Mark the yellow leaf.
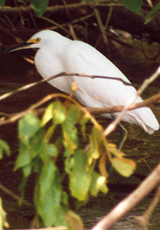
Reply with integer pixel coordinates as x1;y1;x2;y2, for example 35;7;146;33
66;210;84;230
111;157;136;177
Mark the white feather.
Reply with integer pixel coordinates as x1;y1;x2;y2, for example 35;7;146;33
29;30;159;134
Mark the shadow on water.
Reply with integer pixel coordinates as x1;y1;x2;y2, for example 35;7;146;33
0;51;160;229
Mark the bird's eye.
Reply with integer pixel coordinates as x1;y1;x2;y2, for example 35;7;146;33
36;37;41;43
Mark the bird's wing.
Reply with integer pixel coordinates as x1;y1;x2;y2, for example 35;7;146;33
63;40;129;82
63;40;137;107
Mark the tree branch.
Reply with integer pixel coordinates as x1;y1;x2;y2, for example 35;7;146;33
0;72;132;102
134;184;160;229
91;163;160;230
0;2;122;14
0;183;33;207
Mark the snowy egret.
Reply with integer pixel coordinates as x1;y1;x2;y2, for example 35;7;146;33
0;30;159;147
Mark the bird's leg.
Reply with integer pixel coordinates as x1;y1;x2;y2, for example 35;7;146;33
107;115;128;176
111;114;128;149
117;122;128;150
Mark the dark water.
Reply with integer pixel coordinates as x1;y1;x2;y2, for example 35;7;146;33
0;53;160;229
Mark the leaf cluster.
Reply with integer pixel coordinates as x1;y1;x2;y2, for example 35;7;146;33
14;100;109;228
0;98;136;228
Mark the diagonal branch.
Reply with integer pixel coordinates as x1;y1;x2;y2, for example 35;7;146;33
87;91;160;114
0;72;132;102
91;163;160;230
0;90;159;127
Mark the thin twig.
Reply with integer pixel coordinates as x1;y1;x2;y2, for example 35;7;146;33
41;16;69;33
0;93;81;126
91;163;160;230
14;227;67;230
146;0;153;8
87;91;160;114
14;0;24;28
0;89;159;129
104;6;113;30
0;2;123;14
40;13;94;32
0;72;132;102
94;8;108;45
0;183;33;207
69;24;78;40
29;92;160;116
135;185;160;229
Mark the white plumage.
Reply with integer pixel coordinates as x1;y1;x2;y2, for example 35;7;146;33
1;30;159;134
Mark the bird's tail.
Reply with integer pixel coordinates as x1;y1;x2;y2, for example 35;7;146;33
124;107;159;134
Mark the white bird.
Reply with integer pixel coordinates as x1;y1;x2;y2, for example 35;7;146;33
0;30;159;146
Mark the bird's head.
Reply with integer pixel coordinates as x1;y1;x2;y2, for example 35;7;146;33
0;30;55;54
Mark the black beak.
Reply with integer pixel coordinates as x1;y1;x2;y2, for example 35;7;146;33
0;41;34;54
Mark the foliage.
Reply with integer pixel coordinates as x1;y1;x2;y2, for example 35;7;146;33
14;100;110;228
120;0;143;15
0;97;137;228
120;0;160;23
31;0;49;17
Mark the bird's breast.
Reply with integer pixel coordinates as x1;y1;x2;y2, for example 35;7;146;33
34;49;74;94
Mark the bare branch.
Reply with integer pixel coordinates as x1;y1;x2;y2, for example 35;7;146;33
91;163;160;230
0;183;33;207
0;72;132;102
13;227;67;230
87;91;160;114
94;8;108;45
0;2;123;14
134;185;160;229
0;93;81;126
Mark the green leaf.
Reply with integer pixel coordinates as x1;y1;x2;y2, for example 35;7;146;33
120;0;143;14
31;0;49;17
68;150;92;201
41;103;54;126
88;126;104;164
66;210;84;230
35;161;70;227
41;101;66;127
19;113;40;144
22;163;32;178
66;104;80;125
0;0;6;8
63;126;78;156
111;157;136;177
79;113;90;138
39;160;57;199
0;139;10;159
145;2;160;24
15;128;44;171
62;105;79;156
44;142;58;157
39;141;58;163
89;171;108;196
14;145;32;170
